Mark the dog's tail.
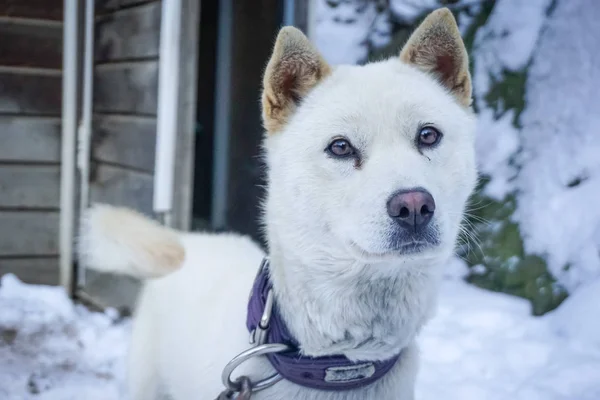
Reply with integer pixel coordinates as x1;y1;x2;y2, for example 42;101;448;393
77;204;185;279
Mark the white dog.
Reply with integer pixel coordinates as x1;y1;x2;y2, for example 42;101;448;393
79;8;477;400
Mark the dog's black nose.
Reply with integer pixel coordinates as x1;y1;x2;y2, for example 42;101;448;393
387;189;435;231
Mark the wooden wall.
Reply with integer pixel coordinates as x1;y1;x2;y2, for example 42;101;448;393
79;0;162;308
91;0;161;216
0;0;64;285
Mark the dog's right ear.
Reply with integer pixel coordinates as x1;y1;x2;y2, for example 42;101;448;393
262;27;331;134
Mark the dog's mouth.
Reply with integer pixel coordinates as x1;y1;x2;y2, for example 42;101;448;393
347;238;438;262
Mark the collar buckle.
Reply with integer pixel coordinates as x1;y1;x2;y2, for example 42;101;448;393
249;288;274;346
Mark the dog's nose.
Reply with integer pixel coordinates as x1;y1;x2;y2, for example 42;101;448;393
387;189;436;231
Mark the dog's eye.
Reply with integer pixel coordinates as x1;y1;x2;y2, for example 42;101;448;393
417;126;442;148
326;138;356;158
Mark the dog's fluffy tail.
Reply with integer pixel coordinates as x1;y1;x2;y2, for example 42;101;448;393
77;204;185;279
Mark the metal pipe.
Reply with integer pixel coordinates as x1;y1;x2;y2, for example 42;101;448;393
307;0;317;39
283;0;296;26
76;0;95;287
59;0;79;294
211;0;233;229
154;0;183;222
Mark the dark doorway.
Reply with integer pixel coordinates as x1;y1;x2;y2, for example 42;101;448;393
192;0;219;229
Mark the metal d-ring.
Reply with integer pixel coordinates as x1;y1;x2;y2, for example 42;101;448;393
221;342;291;392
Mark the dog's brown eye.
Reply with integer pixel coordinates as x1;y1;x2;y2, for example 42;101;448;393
326;138;355;158
418;126;442;147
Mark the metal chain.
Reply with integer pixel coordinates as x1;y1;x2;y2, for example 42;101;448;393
215;376;252;399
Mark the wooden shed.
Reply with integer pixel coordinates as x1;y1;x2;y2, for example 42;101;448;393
0;0;310;310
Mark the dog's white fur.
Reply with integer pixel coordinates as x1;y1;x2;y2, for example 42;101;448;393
79;9;477;400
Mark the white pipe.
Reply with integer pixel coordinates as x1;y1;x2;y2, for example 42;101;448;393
153;0;182;219
307;0;317;40
76;0;95;287
60;0;78;294
283;0;296;26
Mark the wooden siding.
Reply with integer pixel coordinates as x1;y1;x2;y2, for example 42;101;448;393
89;164;154;216
0;117;61;162
0;211;60;255
0;165;60;208
82;0;162;309
0;1;63;284
0;0;63;21
95;1;160;62
92;114;156;172
0;257;59;286
94;62;158;115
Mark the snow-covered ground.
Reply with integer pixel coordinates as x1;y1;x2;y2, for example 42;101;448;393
1;271;598;400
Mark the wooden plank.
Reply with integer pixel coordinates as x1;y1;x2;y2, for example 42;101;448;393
0;165;60;208
80;270;140;310
0;20;63;68
0;71;62;115
95;1;161;62
0;117;61;162
96;0;157;14
0;211;59;255
171;0;200;230
0;257;59;285
90;163;154;216
0;0;63;21
94;62;158;115
92;115;156;172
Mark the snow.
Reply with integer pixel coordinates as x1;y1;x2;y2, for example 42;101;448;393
475;108;520;200
471;0;600;290
313;0;390;65
471;0;551;100
419;272;600;400
470;0;552;201
515;0;600;291
0;274;128;400
1;273;599;399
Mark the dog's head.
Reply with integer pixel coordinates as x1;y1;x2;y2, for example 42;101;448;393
263;9;477;268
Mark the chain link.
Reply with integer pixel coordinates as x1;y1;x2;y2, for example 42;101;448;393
215;376;252;399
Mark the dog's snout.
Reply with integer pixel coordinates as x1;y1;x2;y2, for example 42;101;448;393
387;189;436;231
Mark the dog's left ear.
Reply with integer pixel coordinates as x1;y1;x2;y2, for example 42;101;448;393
400;8;472;107
262;26;331;133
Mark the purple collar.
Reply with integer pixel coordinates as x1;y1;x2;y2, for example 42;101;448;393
246;259;402;391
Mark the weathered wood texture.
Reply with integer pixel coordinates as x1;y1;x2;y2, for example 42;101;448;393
81;1;162;306
0;165;60;208
92;115;156;172
96;0;156;14
89;164;154;217
95;1;160;62
0;257;59;285
171;0;199;230
0;0;63;20
0;20;62;69
94;62;158;115
81;270;140;310
0;211;59;256
0;71;62;114
0;5;63;284
0;117;61;161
